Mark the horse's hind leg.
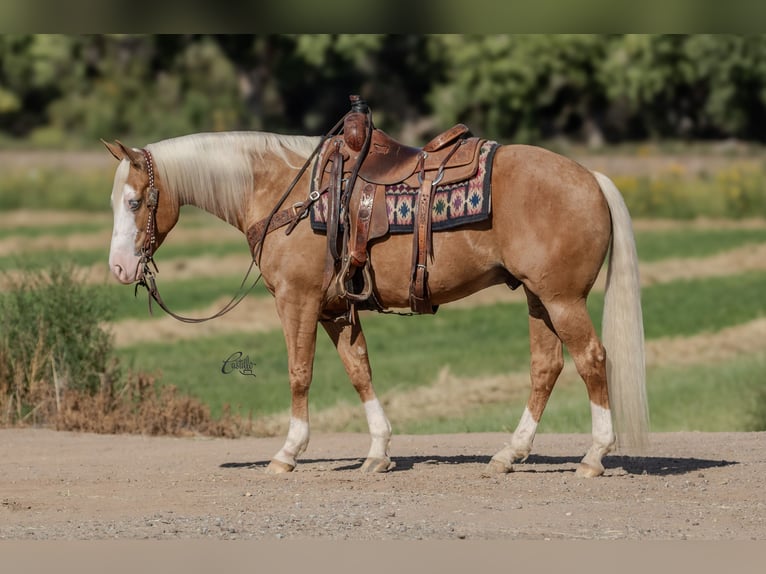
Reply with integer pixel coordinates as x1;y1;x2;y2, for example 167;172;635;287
545;298;616;477
321;310;394;473
486;288;564;474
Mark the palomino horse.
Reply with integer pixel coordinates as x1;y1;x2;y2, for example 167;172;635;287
105;131;648;477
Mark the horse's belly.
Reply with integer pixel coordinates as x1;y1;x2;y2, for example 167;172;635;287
367;227;507;308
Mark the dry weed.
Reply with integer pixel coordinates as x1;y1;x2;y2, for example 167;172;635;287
55;371;252;438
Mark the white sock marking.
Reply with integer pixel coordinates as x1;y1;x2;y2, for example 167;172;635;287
364;399;391;459
590;402;615;449
510;406;538;458
274;417;310;467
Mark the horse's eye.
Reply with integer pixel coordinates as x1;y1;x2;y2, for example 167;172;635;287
127;199;141;211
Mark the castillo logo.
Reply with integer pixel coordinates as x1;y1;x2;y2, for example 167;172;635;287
221;351;256;377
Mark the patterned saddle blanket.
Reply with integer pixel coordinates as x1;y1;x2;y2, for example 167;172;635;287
310;140;499;234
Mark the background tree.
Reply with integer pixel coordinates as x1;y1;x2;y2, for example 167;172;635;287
2;34;766;147
427;35;609;143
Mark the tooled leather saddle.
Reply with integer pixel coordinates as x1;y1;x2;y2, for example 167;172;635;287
247;95;492;317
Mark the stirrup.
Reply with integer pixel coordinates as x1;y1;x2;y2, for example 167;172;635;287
337;257;373;302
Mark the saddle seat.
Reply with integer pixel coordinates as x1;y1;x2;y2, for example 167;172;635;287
357;124;480;187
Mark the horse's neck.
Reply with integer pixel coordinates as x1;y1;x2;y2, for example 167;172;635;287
175;187;245;230
157;133;318;233
168;171;251;232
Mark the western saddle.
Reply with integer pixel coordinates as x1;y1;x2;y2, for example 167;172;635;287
248;95;487;317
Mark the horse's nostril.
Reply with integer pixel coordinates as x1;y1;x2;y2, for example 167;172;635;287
111;263;128;282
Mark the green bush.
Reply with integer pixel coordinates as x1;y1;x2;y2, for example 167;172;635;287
0;263;116;423
0;263;250;435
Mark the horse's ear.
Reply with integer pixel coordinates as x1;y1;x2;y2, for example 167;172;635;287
114;140;145;169
101;139;125;161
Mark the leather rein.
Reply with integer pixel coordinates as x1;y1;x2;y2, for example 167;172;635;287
133;115;349;323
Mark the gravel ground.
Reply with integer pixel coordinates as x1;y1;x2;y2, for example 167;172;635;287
1;429;764;541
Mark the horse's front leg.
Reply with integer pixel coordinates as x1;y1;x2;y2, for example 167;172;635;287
322;309;394;473
266;295;322;474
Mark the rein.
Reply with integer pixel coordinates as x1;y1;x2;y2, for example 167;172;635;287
134;148;262;323
133;115;349;323
249;112;348;265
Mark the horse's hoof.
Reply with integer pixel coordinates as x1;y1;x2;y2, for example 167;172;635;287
265;459;295;474
575;462;604;478
360;457;395;473
482;458;513;476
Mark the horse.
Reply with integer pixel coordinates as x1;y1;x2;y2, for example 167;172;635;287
104;129;648;478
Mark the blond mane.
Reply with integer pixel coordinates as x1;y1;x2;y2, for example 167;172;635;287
145;132;320;224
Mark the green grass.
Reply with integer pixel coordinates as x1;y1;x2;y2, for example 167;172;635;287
0;206;227;241
640;271;766;338
635;227;766;262
615;163;766;219
397;402;521;434
3;269;272;325
0;249;109;271
116;270;766;421
104;275;273;321
0;206;247;275
399;353;766;434
645;354;766;432
0;236;248;272
0;221;111;240
116;303;533;417
0;168;114;212
585;270;766;339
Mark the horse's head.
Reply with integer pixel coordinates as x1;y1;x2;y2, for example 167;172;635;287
103;140;179;284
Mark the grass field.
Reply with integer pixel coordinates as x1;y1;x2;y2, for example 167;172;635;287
2;148;765;435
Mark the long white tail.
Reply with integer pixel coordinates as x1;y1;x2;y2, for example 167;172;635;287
593;171;649;453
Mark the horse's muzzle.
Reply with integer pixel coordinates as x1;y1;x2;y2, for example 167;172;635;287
110;263;137;284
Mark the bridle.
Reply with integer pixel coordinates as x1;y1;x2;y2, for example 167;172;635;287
140;148;159;261
133;147;262;323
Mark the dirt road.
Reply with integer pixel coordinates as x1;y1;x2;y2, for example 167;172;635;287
1;430;764;541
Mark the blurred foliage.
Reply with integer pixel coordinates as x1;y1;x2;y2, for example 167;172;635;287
0;165;113;210
0;263;115;403
0;263;251;435
610;161;766;219
2;34;766;146
428;35;608;142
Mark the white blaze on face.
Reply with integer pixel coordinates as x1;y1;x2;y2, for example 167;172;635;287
109;160;141;284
